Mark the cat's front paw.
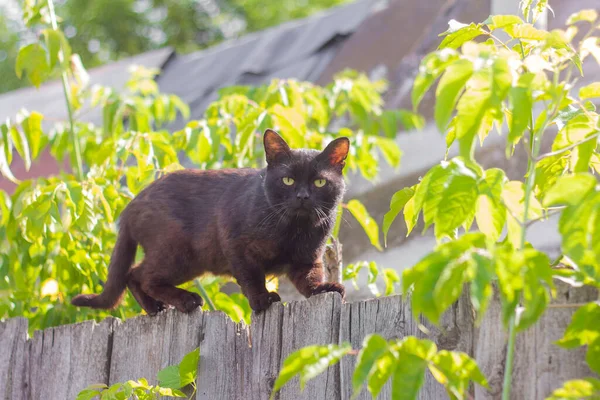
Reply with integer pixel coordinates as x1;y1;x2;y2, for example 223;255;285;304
250;291;282;313
312;282;345;299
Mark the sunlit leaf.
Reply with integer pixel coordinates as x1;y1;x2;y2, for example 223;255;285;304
352;334;389;396
347;199;382;251
547;377;600;400
543;174;597;207
438;20;486;50
566;9;598;25
271;343;351;399
15;43;50;87
435;59;474;133
383;187;415;245
580;82;600;100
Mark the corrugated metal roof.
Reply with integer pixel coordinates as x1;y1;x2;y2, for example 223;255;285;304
157;0;374;126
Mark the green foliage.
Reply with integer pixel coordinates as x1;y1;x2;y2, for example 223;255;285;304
271;334;487;400
547;377;600;400
380;4;600;399
280;5;600;397
342;260;400;297
270;343;352;399
77;347;198;399
1;2;414;333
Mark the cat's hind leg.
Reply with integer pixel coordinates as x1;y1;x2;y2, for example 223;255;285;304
127;264;166;315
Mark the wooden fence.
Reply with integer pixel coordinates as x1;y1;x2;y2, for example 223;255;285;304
0;283;596;400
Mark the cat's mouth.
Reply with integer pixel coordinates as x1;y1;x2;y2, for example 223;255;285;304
291;202;314;217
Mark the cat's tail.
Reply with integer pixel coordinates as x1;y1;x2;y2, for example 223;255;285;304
71;221;137;309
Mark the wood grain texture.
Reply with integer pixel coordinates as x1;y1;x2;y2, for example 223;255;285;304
109;308;203;386
0;318;28;400
196;310;252;400
475;282;597;400
279;292;343;400
0;285;595;400
25;318;114;400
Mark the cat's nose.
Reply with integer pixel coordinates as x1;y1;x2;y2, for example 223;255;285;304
296;188;310;200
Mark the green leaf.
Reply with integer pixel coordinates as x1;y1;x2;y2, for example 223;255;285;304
352;334;389;396
517;251;553;331
404;195;418;236
484;15;523;30
567;9;598;25
508;73;534;146
502;180;543;222
383;187;415;245
434;174;478;239
470;253;494;322
367;350;397;398
375;137;402;168
383;269;401;296
42;29;71;69
429;351;488;398
504;23;548;40
547;377;600;400
347;199;382;251
20;111;44;160
411;50;459;110
438;20;486;50
9;125;31;171
556;303;600;349
271;343;351;399
178;347;200;387
543;174;597;207
15;43;50;87
0;124;12;167
157;365;181;389
391;353;427;400
475;168;507;241
435;59;474;133
580;82;600;100
586;339;600;374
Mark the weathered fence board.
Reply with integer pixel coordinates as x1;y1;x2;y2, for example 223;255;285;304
0;317;28;400
0;284;596;400
475;283;596;400
109;308;204;386
27;318;114;400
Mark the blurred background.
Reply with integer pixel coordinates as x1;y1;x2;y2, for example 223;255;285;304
1;0;599;305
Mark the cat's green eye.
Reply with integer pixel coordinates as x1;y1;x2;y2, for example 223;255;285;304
282;177;295;186
314;179;327;188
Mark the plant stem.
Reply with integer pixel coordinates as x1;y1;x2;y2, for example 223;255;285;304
536;132;600;161
47;0;84;180
194;279;216;311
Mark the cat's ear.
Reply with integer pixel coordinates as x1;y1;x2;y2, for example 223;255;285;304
318;137;350;169
264;129;291;165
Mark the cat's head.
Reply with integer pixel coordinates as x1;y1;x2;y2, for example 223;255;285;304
262;129;349;223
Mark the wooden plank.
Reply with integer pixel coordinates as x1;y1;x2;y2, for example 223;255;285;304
339;295;405;400
25;318;114;400
278;292;343;400
475;283;597;400
340;291;475;400
109;308;204;386
525;283;596;399
0;318;28;400
247;302;285;399
196;310;252;400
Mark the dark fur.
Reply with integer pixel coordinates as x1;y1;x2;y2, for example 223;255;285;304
71;129;349;314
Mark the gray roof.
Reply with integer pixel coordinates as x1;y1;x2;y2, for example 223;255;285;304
0;0;373;128
157;0;372;125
